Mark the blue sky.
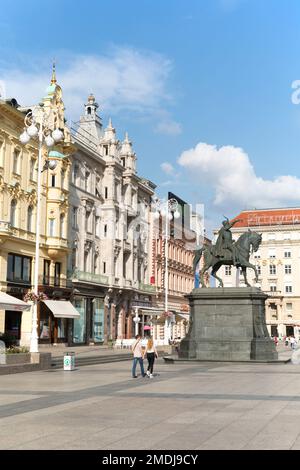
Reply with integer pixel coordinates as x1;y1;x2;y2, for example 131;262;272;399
1;0;300;234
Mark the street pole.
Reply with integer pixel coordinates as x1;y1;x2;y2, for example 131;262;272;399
30;126;43;353
164;209;170;344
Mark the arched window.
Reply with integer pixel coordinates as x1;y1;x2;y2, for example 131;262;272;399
10;200;17;227
27;206;33;232
60;214;65;238
49;219;55;237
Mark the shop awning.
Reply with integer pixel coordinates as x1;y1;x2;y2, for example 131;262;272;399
0;292;30;311
43;300;81;319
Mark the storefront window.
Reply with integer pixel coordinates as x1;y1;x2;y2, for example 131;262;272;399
39;318;50;339
57;318;67;339
73;297;86;343
93;298;104;342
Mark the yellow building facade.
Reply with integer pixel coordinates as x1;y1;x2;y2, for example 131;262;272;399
0;71;74;346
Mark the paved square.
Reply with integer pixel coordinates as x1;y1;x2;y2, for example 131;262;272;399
1;357;300;449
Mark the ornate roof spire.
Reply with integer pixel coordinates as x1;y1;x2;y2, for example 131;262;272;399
51;62;57;85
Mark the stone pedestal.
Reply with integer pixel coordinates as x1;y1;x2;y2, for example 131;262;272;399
179;287;278;362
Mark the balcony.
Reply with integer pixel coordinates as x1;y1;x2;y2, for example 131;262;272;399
139;282;156;293
39;275;72;288
71;270;109;285
265;290;283;298
0;221;12;234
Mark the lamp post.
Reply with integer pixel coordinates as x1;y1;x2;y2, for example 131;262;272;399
133;307;141;336
154;197;180;345
19;105;63;353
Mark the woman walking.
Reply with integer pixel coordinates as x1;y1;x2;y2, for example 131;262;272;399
143;336;158;378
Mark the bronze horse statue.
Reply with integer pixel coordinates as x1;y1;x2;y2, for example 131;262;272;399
194;230;262;288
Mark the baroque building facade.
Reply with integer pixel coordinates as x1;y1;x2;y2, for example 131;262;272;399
216;208;300;340
67;94;156;344
0;71;74;346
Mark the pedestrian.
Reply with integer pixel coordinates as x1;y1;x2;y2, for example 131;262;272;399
285;336;290;348
290;336;296;350
131;334;146;378
274;336;278;347
143;336;158;379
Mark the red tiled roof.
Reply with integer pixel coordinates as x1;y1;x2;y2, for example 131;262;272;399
231;208;300;228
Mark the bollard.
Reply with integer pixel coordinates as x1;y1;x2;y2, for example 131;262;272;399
63;351;75;371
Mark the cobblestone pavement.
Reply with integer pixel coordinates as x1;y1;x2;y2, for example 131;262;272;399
1;354;300;450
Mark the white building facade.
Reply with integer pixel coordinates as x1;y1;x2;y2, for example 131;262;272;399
67;95;156;344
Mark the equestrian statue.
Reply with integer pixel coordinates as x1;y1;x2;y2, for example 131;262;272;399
194;217;262;288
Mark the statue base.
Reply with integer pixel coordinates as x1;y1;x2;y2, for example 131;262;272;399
179;287;278;362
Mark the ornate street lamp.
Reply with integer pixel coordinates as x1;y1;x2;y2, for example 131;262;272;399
154;197;180;345
19;104;63;353
133;308;141;336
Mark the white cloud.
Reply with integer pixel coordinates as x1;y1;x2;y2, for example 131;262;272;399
155;119;182;135
161;162;176;175
0;46;177;129
178;142;300;210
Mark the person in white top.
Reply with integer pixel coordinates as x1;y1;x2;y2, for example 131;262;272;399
131;334;146;378
143;336;158;378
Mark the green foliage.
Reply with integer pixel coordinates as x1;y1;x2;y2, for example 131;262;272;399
6;346;29;354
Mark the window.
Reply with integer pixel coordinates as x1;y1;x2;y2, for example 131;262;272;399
85;211;91;232
27;206;33;232
285;285;293;294
13;149;20;174
7;253;31;283
256;265;261;275
284;232;291;240
285;265;292;274
103;145;109;156
103;262;106;274
84;251;89;272
54;262;61;286
268;249;276;259
95;216;100;237
254;253;261;259
72;207;78;228
104;224;107;237
268;233;276;241
59;214;65;238
94;255;98;274
225;266;231;276
270;285;277;292
49;219;55;237
61;169;65;189
10;200;17;227
284;251;291;258
121;157;125;167
0;140;4;167
43;260;50;285
269;265;276;275
85;171;90;192
286;303;293;311
51;174;56;187
105;187;108;199
95;177;101;197
73;164;79;184
30;159;36;181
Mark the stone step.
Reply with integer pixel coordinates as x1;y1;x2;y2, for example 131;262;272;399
51;353;132;369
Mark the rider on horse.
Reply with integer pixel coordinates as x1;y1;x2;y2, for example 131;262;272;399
213;217;242;266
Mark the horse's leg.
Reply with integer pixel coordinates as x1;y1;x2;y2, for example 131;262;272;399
211;264;224;288
242;261;258;285
199;252;211;287
241;266;250;287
